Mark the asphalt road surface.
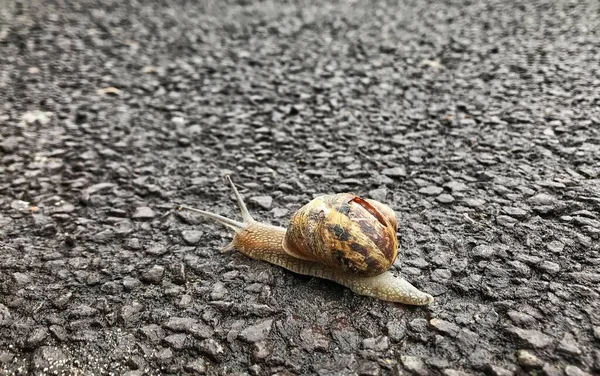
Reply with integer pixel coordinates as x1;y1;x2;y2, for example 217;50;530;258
1;0;599;375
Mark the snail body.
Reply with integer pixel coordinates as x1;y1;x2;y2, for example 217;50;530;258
179;177;433;306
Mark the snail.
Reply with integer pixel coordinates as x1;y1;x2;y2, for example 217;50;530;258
178;177;433;306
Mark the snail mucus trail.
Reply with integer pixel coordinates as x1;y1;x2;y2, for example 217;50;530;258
178;177;434;306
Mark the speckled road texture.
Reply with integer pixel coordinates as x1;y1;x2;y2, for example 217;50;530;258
1;0;599;375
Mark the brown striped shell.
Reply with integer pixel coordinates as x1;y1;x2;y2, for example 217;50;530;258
283;193;399;277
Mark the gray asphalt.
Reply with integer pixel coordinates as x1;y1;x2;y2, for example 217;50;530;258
1;0;599;375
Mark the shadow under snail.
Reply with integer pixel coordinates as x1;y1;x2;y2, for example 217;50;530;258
178;177;433;306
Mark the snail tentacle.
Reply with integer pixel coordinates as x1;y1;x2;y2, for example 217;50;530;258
220;241;236;253
177;176;253;232
177;205;244;232
226;175;255;224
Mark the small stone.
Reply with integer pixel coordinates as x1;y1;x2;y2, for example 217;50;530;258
189;324;214;340
146;244;168;256
359;361;381;376
300;327;330;352
558;332;581;355
507;327;553;348
0;351;14;364
91;229;114;242
51;202;75;214
12;272;31;285
163;333;187;350
0;304;10;326
382;166;407;177
239;320;273;343
429;319;460;337
181;230;203;244
462;198;486;208
401;356;428;376
386;320;406;342
53;293;71;310
11;200;31;213
564;365;591;376
472;245;495;259
430;358;452;372
120;302;143;324
487;365;515;376
252;341;270;361
502;207;528;219
84;182;116;195
419;186;443;196
508;260;531;276
22;110;53;125
442;370;470;376
249;196;273;210
140;265;164;284
468;348;492;368
155;347;173;361
26;327;49;349
436;194;455;204
406;257;430;269
210;282;228;300
123;276;141;291
271;208;288;218
457;328;479;350
542;363;563;376
430;269;451;283
568;272;600;283
113;219;134;235
138;324;165;343
163;317;197;332
304;169;325;177
126;238;142;250
528;193;556;206
496;215;518;226
70;305;97;318
197;339;224;362
0;215;13;229
572;216;600;228
49;325;67;342
593;350;600;371
507;311;536;326
593;326;600;340
362;336;389;351
537;180;566;189
444;181;468;192
409;318;428;333
0;137;19;153
132;206;155;220
172;116;185;125
184;358;207;374
538;261;560;274
331;328;360;352
517;349;543;368
547;241;565;253
532;205;558;215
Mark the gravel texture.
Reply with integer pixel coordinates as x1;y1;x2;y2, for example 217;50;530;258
1;0;600;375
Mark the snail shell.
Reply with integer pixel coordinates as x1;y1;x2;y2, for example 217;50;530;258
283;193;398;277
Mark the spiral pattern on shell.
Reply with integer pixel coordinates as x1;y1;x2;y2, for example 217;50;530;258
283;193;399;277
